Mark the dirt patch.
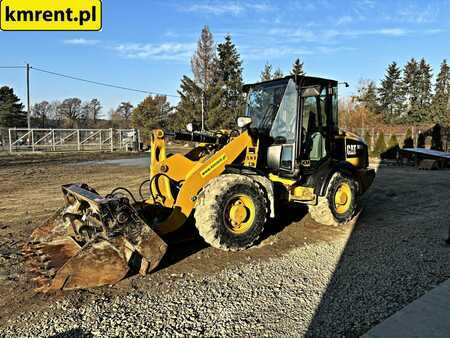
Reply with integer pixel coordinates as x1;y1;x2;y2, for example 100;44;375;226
0;160;449;329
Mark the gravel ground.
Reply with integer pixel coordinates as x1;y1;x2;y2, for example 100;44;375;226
2;240;344;337
1;165;450;337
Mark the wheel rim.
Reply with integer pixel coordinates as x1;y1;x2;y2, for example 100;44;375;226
334;182;352;214
224;194;256;234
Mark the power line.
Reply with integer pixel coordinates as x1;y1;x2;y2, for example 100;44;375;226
0;66;26;69
30;66;180;98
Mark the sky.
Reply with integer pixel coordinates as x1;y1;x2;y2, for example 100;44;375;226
1;0;450;116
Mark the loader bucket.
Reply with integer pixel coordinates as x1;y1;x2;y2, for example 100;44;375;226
22;184;168;292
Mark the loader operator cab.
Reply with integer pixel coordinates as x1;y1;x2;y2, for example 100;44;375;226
244;76;338;178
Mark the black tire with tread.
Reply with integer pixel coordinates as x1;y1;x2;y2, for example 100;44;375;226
309;172;358;226
194;174;268;251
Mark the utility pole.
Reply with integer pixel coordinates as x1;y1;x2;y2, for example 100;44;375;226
26;63;31;129
201;95;205;131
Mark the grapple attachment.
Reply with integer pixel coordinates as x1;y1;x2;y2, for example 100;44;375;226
22;184;167;292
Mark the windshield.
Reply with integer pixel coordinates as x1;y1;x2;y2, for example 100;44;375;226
245;81;288;133
245;79;298;142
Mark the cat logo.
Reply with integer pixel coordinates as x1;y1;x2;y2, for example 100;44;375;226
346;144;357;156
301;160;311;167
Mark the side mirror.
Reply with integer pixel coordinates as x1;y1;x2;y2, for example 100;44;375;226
186;122;201;132
237;116;252;128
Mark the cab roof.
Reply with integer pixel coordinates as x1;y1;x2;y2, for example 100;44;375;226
243;75;338;92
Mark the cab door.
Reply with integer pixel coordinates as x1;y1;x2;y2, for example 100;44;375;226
300;85;331;171
266;79;299;176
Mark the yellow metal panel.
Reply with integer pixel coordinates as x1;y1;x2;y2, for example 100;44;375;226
244;140;259;167
290;186;315;201
155;131;254;235
268;173;297;186
148;130;174;207
346;158;360;167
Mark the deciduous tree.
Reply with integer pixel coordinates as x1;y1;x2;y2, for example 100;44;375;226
32;100;51;128
58;98;83;128
117;102;133;122
131;95;171;140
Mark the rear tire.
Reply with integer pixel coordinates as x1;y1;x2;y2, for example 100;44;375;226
309;172;358;226
194;174;268;251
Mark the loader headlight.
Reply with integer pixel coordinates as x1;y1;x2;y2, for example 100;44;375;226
186;123;194;132
237;116;252;128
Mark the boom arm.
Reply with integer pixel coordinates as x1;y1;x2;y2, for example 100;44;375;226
148;129;255;235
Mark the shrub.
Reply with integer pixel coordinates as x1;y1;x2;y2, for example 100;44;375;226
372;131;386;157
417;132;425;148
364;130;372;152
403;128;414;148
388;134;399;148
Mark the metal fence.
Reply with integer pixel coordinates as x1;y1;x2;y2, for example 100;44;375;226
6;128;141;153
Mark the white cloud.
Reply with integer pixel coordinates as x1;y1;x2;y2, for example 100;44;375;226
113;42;196;61
336;16;353;26
268;28;317;42
240;44;355;60
181;1;273;15
268;26;422;41
63;38;99;45
242;46;313;60
395;4;437;24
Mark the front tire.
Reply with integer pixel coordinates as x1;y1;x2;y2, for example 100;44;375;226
309;172;358;226
194;174;268;251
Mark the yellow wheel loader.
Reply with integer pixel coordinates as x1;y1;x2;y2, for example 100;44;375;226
23;75;375;292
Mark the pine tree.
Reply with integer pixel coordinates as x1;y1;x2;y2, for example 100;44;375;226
215;34;244;128
291;58;305;76
273;68;284;79
378;62;404;123
431;59;450;123
176;75;203;128
416;58;433;121
0;86;26;127
357;80;379;115
403;58;421;122
260;63;273;81
190;25;217;127
191;26;216;91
